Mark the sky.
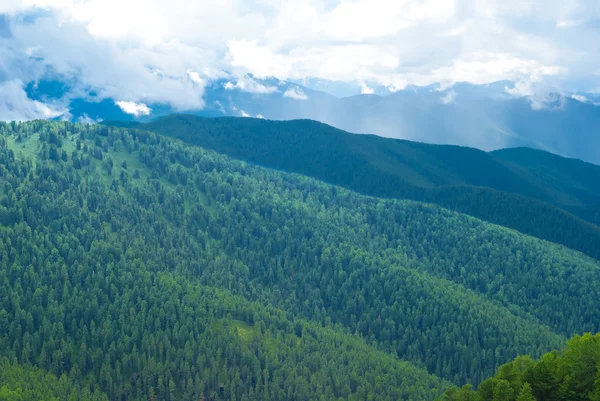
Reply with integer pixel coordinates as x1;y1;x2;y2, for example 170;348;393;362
1;0;600;120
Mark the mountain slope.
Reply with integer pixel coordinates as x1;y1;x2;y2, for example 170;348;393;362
0;124;452;401
3;120;600;388
493;147;600;225
110;114;600;260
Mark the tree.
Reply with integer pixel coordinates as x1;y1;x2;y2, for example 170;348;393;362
493;380;513;401
516;383;535;401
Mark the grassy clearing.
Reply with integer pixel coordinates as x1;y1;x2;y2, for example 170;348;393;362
7;133;41;165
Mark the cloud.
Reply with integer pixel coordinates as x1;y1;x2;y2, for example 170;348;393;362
569;94;600;106
505;80;567;110
214;100;226;113
530;93;566;111
2;0;600;119
320;0;455;42
556;19;580;29
439;90;457;104
571;94;588;103
427;53;565;89
283;87;308;100
77;113;103;124
223;76;278;94
1;12;210;113
115;101;151;117
187;70;205;86
0;79;67;121
359;81;375;95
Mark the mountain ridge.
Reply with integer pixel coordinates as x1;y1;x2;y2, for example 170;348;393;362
103;114;600;260
25;77;600;163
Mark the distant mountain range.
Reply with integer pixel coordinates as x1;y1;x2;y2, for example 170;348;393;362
104;114;600;261
27;76;600;164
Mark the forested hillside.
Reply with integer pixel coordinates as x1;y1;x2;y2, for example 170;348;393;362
0;121;599;400
441;333;600;401
492;147;600;226
0;358;108;401
107;115;600;260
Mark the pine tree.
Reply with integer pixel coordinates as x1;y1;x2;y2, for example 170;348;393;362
493;380;514;401
148;386;157;401
516;382;535;401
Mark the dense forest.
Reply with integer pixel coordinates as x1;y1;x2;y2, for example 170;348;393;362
441;333;600;401
109;115;600;260
0;120;599;400
0;358;108;401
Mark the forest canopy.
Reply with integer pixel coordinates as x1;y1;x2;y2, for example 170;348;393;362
0;120;598;400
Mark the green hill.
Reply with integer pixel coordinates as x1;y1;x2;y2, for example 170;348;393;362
0;121;450;401
1;120;600;400
108;115;600;260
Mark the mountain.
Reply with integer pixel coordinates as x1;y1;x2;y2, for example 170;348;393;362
202;79;600;164
26;77;600;164
106;114;600;260
1;120;600;400
492;147;600;225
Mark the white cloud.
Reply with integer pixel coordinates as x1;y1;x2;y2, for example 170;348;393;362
115;101;151;117
570;94;600;106
381;54;400;68
2;15;210;111
321;0;455;41
227;40;289;78
556;19;580;29
428;53;565;88
530;93;566;111
256;114;265;119
360;81;375;94
506;80;536;97
214;100;226;113
0;79;67;121
223;76;278;94
240;110;250;117
1;0;600;118
505;80;566;110
283;87;308;100
77;113;103;124
571;94;588;103
187;70;205;85
439;90;457;104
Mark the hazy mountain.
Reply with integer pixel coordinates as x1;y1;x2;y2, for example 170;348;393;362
25;76;600;163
